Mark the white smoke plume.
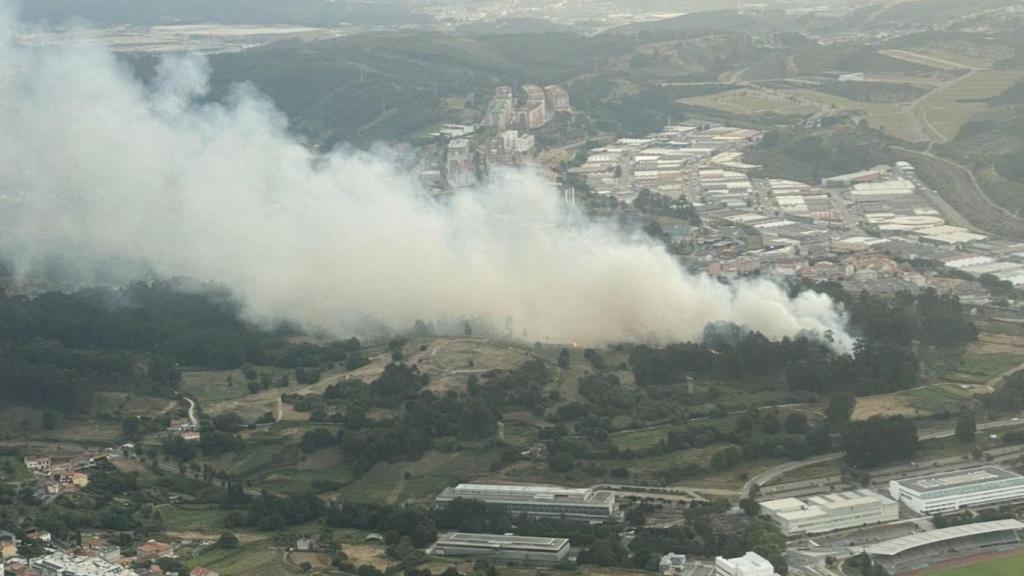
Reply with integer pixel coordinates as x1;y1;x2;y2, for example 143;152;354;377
0;11;853;351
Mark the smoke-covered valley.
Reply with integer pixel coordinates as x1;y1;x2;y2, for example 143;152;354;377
0;11;853;350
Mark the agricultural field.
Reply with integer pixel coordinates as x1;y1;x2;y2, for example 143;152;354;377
181;369;253;404
924;330;1024;388
678;88;818;116
788;88;919;141
339;447;498;503
156;504;233;533
188;545;295;576
918;70;1023;142
33;417;122;445
935;350;1024;387
851;385;971;420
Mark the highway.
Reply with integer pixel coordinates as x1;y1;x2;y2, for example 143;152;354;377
741;417;1024;498
893;147;1024;241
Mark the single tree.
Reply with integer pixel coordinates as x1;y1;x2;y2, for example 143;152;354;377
825;393;856;430
216;532;239;549
955;410;976;444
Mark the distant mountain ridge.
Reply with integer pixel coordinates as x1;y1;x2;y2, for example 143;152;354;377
17;0;432;27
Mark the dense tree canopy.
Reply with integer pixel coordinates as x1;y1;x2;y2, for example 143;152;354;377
841;416;918;468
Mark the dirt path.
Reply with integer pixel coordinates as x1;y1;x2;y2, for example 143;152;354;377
185;397;199;428
385;475;407;504
903;69;978;144
880;49;980;71
985;361;1024;391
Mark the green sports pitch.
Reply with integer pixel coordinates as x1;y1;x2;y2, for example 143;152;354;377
923;552;1024;576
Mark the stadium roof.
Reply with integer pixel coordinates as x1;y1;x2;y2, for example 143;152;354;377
865;520;1024;556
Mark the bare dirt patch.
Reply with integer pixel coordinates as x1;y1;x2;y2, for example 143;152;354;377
968;333;1024;356
410;337;537;393
852;391;918;420
287;551;332;570
340;544;393;570
297;449;345;471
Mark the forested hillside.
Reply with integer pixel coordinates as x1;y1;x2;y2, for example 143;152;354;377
0;279;360;412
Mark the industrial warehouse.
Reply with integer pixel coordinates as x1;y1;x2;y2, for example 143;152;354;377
761;489;899;536
865;519;1024;574
428;532;571;566
434;483;621;521
888;465;1024;514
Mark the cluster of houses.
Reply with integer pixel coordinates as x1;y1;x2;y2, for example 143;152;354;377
1;531;222;576
167;417;199;442
23;456;90;495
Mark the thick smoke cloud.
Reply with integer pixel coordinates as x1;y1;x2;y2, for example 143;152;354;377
0;11;853;350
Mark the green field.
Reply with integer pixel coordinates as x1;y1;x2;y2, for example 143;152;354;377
680;89;818;116
919;69;1023;142
340;447;497;503
156;504;232;532
906;385;973;414
181;370;251;403
788;88;919;142
188;546;294;576
943;353;1023;385
0;454;32;482
925;551;1024;576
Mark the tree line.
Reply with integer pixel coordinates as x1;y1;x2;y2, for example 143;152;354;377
0;280;364;413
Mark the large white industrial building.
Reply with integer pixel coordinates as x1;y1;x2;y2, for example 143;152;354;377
435;483;621;521
889;466;1024;514
714;551;775;576
429;532;571;566
30;553;136;576
761;489;899;536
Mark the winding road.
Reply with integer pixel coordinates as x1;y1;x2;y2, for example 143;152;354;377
184;396;199;428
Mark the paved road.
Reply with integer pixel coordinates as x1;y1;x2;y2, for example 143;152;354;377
741;417;1024;498
743;451;844;498
596;483;739;499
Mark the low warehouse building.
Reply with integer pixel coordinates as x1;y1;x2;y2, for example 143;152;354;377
714;551;775;576
429;532;570;566
761;489;898;536
889;466;1024;514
